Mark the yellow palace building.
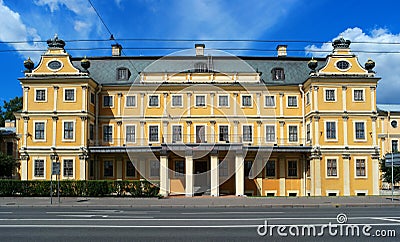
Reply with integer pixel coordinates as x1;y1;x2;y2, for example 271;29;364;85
16;36;382;197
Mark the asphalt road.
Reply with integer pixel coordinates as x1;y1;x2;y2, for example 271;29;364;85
0;206;399;241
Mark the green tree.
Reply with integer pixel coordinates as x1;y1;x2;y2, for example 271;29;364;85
380;159;400;186
0;96;22;127
0;152;17;178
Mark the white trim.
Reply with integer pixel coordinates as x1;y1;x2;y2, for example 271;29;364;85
124;124;136;144
240;94;253;108
33;120;47;142
148;94;160;108
334;59;352;72
287;124;299;143
354;156;368;179
264;124;276;143
324;120;338;142
61;157;75;180
194;124;207;143
148;124;160;143
62;120;76;142
33;157;46;180
323;88;337;102
264;190;277;196
46;58;64;72
89;91;95;105
326;190;339;196
125;95;137;108
241;124;254;143
102;123;114;144
305;91;310;106
63;87;76;102
325;156;339;178
194;94;207;108
217;123;230;143
286;95;298;108
352;88;365;102
353;120;367;142
264;94;276;108
217;94;230;108
102;95;114;108
171;124;183;143
171;94;184;108
34;88;47;102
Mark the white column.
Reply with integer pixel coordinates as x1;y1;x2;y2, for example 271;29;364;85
233;121;239;143
140;93;145;118
314;116;320;146
53;86;59;112
210;93;215;116
233;93;238;117
235;151;244;196
210;154;219;196
116;159;122;180
52;117;57;148
82;86;87;112
117;92;122;117
160;155;169;196
140;121;145;146
343;116;348;147
163;121;168;143
185;152;194;196
79;157;87;180
81;117;86;147
370;86;376;112
186;121;192;143
372;155;379;195
257;121;262;145
20;158;28;180
372;117;377;147
279;121;285;145
210;121;215;143
343;154;350;196
314;157;321;196
23;117;29;149
187;93;192;117
23;87;29;113
116;121;122;146
163;93;168;118
342;86;347;111
310;158;315;196
313;86;319;112
279;157;286;196
302;157;306;196
256;93;261;116
279;92;284;117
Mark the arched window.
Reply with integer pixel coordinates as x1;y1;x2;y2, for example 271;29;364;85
117;67;130;80
194;62;208;73
272;68;285;81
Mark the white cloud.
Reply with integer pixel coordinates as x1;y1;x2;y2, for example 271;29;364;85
0;0;44;61
34;0;92;15
305;27;400;104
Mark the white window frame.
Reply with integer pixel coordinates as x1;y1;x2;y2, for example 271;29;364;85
323;88;336;102
148;124;160;143
242;124;253;143
195;124;207;143
240;94;253;108
125;95;137;108
353;121;367;142
352;88;365;102
148;94;160;108
264;95;276;108
33;120;47;142
171;94;183;108
62;157;75;179
325;156;339;178
102;124;114;144
265;124;276;143
324;120;338;142
217;124;230;143
125;124;136;144
305;91;310;105
102;95;114;108
287;95;298;108
171;124;183;143
90;91;95;105
217;94;230;108
354;157;368;178
306;123;311;142
287;125;299;143
63;88;76;102
34;88;47;102
195;94;206;107
33;158;46;179
62;120;75;142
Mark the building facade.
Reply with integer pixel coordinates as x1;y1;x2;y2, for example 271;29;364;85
16;36;381;196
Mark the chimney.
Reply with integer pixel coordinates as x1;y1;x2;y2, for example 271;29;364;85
277;45;287;57
195;44;205;56
112;44;122;56
4;119;15;128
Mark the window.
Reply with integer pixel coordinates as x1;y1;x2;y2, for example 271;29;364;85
355;122;365;140
89;160;94;177
272;68;285;80
126;125;136;143
324;89;336;102
219;161;228;177
172;125;182;143
287;96;297;107
117;67;130;80
89;124;94;141
149;125;159;142
241;95;252;107
175;160;184;176
195;125;206;143
392;140;398;153
63;121;74;140
218;95;229;107
306;160;310;177
195;95;206;107
34;122;45;140
242;125;253;142
288;160;297;177
103;125;113;142
288;126;298;142
150;160;160;177
126;96;136;107
327;159;337;177
219;125;229;142
355;159;366;177
265;95;275;107
244;160;252;177
90;92;95;104
64;89;75;102
172;95;183;107
266;160;275;177
34;159;45;177
325;121;336;140
103;160;114;177
126;161;135;177
148;95;159;107
6;142;13;156
35;89;46;102
353;89;364;101
306;92;310;105
194;62;208;72
306;123;311;142
265;125;275;142
63;159;74;178
103;95;113;107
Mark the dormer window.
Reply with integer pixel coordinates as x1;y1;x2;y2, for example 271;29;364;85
272;68;285;80
117;67;130;80
194;62;208;73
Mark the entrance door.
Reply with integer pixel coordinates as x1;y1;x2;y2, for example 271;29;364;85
196;125;206;143
194;160;209;195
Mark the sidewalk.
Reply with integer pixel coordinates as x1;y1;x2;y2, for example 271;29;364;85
1;195;400;208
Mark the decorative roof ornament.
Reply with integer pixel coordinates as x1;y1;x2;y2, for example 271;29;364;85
332;37;351;49
23;57;34;72
81;56;91;72
307;57;318;73
46;34;66;48
365;58;375;73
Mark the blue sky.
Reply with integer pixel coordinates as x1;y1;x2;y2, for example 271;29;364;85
1;0;400;104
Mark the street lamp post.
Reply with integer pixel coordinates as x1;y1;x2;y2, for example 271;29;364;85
390;117;397;202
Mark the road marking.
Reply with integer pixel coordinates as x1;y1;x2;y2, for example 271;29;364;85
0;212;12;214
181;212;285;215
